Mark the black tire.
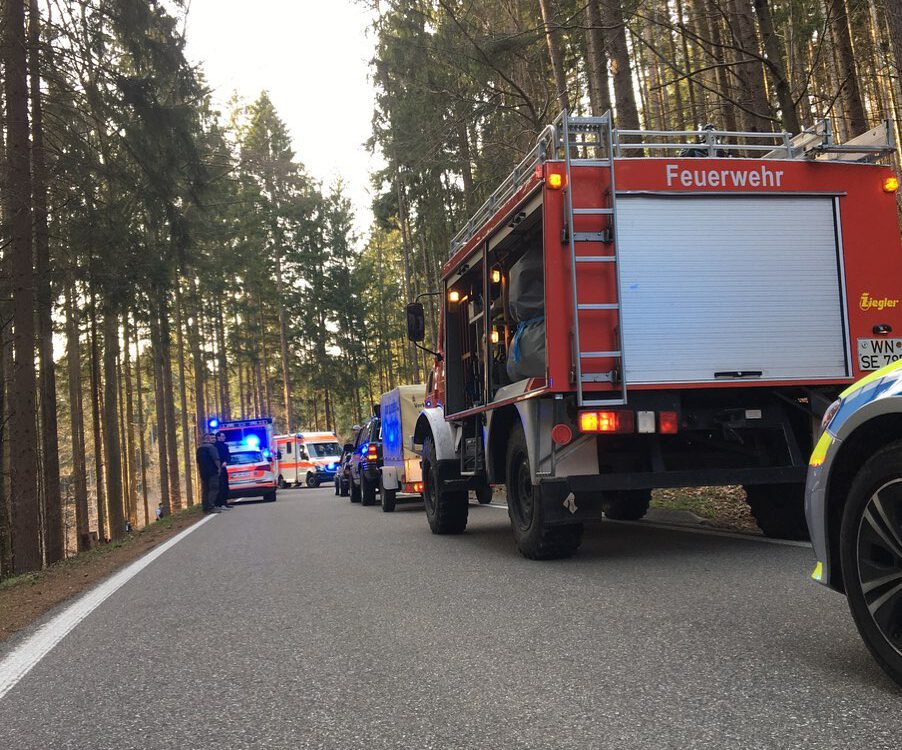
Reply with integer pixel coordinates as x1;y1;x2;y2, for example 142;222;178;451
306;473;320;489
361;474;377;506
277;475;287;489
603;489;651;521
350;478;361;503
474;482;493;505
744;484;810;540
263;490;277;503
839;440;902;687
381;474;397;513
422;436;468;534
340;479;349;497
334;477;340;496
505;422;582;560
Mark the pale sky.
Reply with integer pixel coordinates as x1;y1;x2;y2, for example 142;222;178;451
183;0;381;236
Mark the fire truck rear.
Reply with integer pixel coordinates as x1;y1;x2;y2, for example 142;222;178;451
406;112;902;560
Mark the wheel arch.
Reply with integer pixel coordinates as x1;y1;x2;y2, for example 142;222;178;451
826;412;902;590
413;407;456;462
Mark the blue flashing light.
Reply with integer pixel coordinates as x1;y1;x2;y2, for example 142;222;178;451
208;417;220;430
245;434;261;450
327;462;337;471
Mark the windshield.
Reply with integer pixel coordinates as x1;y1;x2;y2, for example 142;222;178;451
308;442;340;458
229;451;264;465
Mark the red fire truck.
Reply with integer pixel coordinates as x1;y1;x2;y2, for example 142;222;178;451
405;111;902;560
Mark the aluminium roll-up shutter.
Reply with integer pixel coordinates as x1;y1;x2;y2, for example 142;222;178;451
614;195;849;385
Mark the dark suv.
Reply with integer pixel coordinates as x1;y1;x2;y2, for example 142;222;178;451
348;416;382;506
334;443;353;497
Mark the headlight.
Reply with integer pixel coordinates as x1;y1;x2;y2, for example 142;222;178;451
820;399;841;433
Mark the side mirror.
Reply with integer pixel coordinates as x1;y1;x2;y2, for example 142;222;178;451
406;302;426;342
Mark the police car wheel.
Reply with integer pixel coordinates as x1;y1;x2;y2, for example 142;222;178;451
840;440;902;687
350;478;361;503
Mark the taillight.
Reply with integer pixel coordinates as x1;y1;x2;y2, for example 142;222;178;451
659;411;679;434
578;410;635;433
367;443;378;461
253;468;266;477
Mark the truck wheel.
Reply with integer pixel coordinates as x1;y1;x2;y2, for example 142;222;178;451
744;484;810;540
350;479;361;503
361;475;376;506
306;473;320;489
506;423;582;560
839;441;902;687
381;475;397;513
603;490;651;521
422;436;468;534
474;482;493;505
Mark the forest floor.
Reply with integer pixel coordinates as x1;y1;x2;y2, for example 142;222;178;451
0;505;204;644
652;485;760;534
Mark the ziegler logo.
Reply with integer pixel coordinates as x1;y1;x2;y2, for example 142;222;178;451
859;293;899;311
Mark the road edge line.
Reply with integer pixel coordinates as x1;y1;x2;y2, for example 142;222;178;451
0;514;215;701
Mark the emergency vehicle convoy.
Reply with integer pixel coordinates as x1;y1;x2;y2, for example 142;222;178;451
273;431;341;488
405;110;902;559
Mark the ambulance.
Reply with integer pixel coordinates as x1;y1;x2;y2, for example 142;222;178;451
274;431;342;488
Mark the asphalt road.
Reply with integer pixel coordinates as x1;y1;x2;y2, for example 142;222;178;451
0;487;898;749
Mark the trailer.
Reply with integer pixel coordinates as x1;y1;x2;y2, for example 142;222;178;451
379;385;427;512
405;111;902;559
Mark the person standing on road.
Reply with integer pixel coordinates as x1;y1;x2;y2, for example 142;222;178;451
196;433;222;514
215;431;232;508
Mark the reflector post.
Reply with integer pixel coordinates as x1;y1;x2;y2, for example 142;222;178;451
637;411;656;434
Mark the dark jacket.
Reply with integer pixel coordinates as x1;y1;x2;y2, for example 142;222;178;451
196;444;220;479
214;441;231;469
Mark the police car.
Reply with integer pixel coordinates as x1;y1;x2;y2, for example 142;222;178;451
806;359;902;686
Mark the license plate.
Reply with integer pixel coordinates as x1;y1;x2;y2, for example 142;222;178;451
233;471;251;478
857;338;902;370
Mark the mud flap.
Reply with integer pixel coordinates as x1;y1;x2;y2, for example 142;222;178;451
539;479;604;526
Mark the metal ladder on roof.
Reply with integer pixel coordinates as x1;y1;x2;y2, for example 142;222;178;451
560;111;627;407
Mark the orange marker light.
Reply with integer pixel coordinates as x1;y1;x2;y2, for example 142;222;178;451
883;176;900;193
448;289;460;303
490;329;500;344
491;268;502;284
547;172;565;190
578;410;635;433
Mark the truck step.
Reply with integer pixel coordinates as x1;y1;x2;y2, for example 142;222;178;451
578;303;620;311
581;372;616;383
573;208;613;215
580;351;622;358
574;254;616;261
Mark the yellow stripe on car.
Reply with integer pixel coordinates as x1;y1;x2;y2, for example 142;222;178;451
809;431;834;467
840;358;902;398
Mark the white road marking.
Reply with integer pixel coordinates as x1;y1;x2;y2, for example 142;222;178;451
481;502;813;549
0;514;215;701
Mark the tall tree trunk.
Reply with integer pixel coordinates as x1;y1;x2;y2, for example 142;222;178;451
727;0;774;132
885;0;902;83
116;350;129;523
215;298;230;419
173;283;194;507
102;304;125;540
187;280;207;438
585;0;612;115
65;285;90;551
149;313;171;517
133;316;149;525
159;303;182;512
753;0;801;132
4;0;41;573
599;0;641;129
275;259;293;433
539;0;570;112
88;296;107;542
703;0;739;131
29;0;62;563
122;316;139;526
828;0;867;135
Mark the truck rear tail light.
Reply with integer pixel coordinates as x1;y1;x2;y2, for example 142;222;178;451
547;172;565;190
551;424;573;445
883;176;899;193
578;410;635;434
659;411;679;434
367;443;378;461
